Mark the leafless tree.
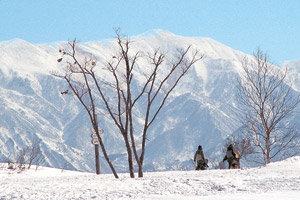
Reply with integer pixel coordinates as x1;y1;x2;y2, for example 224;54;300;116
55;29;203;178
6;139;44;172
237;49;300;165
16;148;27;171
53;41;119;178
27;139;45;170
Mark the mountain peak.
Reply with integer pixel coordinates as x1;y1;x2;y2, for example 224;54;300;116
137;29;176;38
0;38;32;46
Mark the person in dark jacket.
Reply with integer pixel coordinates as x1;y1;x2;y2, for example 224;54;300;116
194;145;208;170
223;144;240;169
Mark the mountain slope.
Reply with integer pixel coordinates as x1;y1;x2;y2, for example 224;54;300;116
0;31;299;173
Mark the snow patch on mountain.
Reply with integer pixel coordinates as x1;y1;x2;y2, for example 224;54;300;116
282;60;300;91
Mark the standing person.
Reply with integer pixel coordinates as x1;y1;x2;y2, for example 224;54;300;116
194;145;208;170
223;144;240;169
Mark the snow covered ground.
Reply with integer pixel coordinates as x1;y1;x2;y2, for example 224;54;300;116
0;156;299;200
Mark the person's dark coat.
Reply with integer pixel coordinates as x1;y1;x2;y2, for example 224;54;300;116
194;145;208;170
223;144;240;169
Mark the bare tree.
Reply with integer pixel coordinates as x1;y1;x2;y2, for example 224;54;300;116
16;147;27;171
27;139;45;170
54;41;119;178
237;49;300;165
7;139;45;172
55;30;203;178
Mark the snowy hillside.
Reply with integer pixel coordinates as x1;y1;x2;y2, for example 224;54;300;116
283;60;300;91
1;156;300;200
0;31;299;173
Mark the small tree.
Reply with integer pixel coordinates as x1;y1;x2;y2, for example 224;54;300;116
237;49;300;165
27;139;45;170
56;30;203;178
7;139;45;171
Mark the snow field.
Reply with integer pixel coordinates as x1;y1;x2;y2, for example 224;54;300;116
0;156;299;200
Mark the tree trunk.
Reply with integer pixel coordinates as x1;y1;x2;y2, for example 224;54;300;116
123;134;135;178
94;144;100;174
139;128;148;176
98;139;119;178
266;133;271;164
138;165;143;177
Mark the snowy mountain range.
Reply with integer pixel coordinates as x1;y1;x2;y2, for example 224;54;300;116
0;31;299;173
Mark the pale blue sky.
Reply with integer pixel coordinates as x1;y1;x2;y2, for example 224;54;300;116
1;0;300;64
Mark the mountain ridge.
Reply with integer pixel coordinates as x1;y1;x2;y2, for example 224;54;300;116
0;32;299;173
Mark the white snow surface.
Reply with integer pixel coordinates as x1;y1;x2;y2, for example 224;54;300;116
0;156;300;200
